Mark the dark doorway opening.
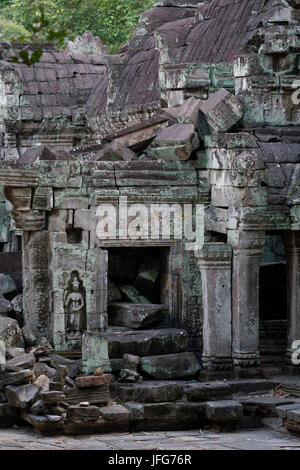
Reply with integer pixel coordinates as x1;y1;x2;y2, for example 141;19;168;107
259;233;287;366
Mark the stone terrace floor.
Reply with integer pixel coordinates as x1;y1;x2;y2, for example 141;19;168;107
1;425;300;450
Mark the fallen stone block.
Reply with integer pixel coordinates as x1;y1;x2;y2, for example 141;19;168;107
1;369;34;387
92;141;137;162
34;374;50;391
184;382;232;402
108;328;189;358
162;97;201;127
108;280;122;303
205;400;243;422
0;316;24;349
51;354;81;378
199;88;243;135
132;381;183;403
140;352;200;379
5;352;35;372
75;374;113;388
108;303;164;329
33;362;57;381
24;413;64;435
135;256;160;298
0;295;12;317
63;384;110;406
41;391;65;405
19;146;57;163
22;326;37;347
119;285;150;304
5;384;39;409
67;404;101;422
148;124;199;161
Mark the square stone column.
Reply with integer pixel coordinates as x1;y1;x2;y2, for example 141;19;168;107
228;230;265;369
283;231;300;365
197;243;233;372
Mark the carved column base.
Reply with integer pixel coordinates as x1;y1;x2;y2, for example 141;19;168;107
202;356;233;371
233;351;261;368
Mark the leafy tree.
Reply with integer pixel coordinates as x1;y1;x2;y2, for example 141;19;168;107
0;0;155;53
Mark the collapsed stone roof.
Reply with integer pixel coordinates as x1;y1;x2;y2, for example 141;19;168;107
0;0;299;161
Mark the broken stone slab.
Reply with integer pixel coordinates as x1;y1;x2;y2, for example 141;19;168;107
1;369;34;387
22;326;37;347
108;279;122;303
63;384;110;406
140;352;201;379
135;256;160;298
92;141;137;162
0;273;17;295
5;352;35;372
205;400;243;422
108;303;164;329
198;88;244;135
107;328;189;358
132;381;183;403
184;382;232;402
239;396;295;417
32;337;53;357
0;316;24;349
148;124;199;161
75;374;113;388
119;285;150;304
5;384;39;409
29;400;45;416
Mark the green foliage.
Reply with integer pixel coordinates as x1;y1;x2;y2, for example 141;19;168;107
0;0;155;53
0;15;30;41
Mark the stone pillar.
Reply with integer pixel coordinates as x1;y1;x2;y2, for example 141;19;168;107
81;332;111;374
228;230;265;370
283;231;300;365
197;243;233;374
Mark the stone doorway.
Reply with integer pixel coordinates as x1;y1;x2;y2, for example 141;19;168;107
259;234;287;367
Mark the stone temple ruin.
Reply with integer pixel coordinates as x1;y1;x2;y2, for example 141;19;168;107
0;0;300;436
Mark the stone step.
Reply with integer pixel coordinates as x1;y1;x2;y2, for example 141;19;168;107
107;328;189;360
125;401;206;432
238;396;297;417
140;352;201;379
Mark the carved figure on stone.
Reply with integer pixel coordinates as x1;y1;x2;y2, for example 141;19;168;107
64;271;86;338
